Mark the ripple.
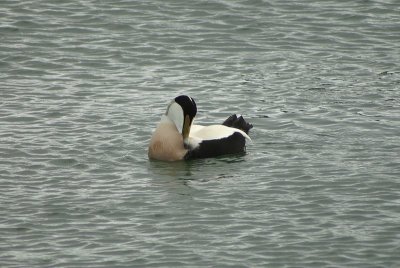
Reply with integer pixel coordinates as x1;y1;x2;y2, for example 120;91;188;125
1;0;400;267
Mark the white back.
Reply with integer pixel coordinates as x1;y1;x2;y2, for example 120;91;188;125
190;124;251;141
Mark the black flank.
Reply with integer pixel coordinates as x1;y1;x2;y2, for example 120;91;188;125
185;132;246;160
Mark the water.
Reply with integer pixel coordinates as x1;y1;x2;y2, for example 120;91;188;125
1;0;400;267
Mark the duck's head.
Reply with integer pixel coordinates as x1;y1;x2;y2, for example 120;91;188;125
165;95;197;146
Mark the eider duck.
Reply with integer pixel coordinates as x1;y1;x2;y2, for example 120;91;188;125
148;95;253;161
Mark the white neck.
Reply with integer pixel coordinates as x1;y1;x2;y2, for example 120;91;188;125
159;114;173;125
165;102;184;134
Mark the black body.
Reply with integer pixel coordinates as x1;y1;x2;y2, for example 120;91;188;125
184;132;246;160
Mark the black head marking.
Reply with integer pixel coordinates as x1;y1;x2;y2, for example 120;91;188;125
175;95;197;119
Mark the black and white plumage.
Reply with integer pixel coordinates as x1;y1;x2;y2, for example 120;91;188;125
148;95;253;161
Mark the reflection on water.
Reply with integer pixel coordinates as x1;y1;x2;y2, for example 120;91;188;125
148;159;194;179
148;153;248;183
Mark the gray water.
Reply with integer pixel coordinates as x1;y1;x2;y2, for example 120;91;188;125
1;0;400;267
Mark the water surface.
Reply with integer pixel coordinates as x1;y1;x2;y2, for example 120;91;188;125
1;0;400;267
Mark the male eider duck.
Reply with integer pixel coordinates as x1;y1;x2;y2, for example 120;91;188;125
148;95;253;161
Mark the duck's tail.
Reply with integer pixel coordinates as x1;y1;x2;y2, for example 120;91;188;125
222;114;253;134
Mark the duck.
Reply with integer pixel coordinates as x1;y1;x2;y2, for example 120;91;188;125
148;95;253;161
